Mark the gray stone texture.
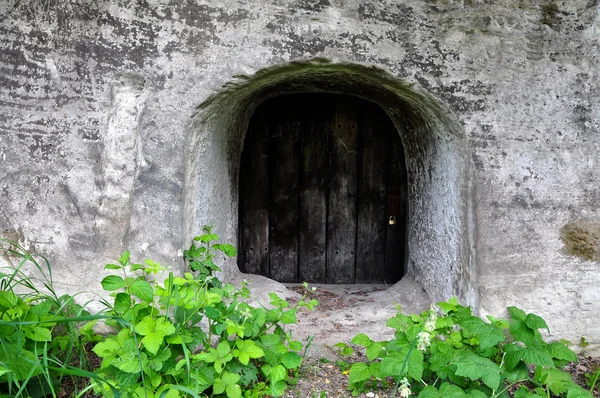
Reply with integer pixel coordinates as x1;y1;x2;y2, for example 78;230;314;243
1;0;599;351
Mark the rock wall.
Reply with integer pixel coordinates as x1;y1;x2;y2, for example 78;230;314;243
1;0;599;350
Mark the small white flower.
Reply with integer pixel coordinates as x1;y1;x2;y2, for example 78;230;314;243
423;305;438;332
399;378;411;397
416;331;431;351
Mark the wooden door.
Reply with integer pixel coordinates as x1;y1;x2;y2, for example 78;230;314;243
239;94;406;284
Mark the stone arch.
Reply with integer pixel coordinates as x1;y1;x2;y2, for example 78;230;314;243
186;59;477;306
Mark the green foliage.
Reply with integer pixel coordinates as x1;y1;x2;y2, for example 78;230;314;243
0;239;101;398
92;226;318;398
340;298;589;397
585;365;600;394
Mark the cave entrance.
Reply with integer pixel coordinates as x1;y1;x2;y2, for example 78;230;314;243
239;93;407;284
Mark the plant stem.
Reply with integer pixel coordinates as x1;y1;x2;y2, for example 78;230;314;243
589;369;600;392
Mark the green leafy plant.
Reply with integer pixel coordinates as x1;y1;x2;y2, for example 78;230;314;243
0;239;100;398
585;365;600;394
92;226;318;398
339;297;590;397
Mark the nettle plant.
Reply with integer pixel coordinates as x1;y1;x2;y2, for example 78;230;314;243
336;298;591;398
92;226;318;398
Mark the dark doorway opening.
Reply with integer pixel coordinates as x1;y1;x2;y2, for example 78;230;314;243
238;94;407;284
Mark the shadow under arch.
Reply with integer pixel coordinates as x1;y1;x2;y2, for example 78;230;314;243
186;59;477;307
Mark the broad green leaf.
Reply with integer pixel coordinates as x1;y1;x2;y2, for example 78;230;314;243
503;361;529;383
418;383;467;398
222;371;240;385
133;386;155;398
514;386;545;398
113;352;144;373
351;333;372;347
104;263;122;270
195;349;218;364
119;250;131;266
547;342;577;362
0;291;17;308
281;352;302;369
504;343;524;370
525;313;549;331
268;293;289;309
466;390;488;398
418;386;441;398
93;339;121;357
26;326;52;342
280;309;297;324
386;313;412;332
226;383;242;398
155;318;176;336
213;243;237;257
101;275;126;291
522;347;555;367
508;307;527;322
131;280;154;302
135;317;156;335
217;341;232;357
205;292;222;305
270;380;287;397
509;318;537;346
439;383;468;398
452;350;501;390
381;351;405;377
270;364;287;382
566;385;594;398
233;340;265;365
288;340;302;352
0;344;41;380
144;259;164;274
438;297;459;313
535;367;573;395
198;233;219;243
366;342;383;360
114;292;131;313
348;363;371;384
381;348;424;381
459;316;505;349
155;386;181;398
142;332;165;355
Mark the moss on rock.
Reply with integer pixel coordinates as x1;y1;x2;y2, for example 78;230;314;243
561;221;600;261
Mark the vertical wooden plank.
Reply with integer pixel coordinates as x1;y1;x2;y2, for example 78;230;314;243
326;96;358;284
356;102;388;283
239;108;270;277
385;123;408;284
269;98;300;283
298;95;330;283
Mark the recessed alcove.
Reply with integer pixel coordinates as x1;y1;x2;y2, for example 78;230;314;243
186;60;476;307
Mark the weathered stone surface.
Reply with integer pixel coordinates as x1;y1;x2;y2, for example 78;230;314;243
0;0;599;351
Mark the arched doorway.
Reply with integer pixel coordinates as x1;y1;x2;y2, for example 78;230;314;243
239;94;407;284
187;60;476;307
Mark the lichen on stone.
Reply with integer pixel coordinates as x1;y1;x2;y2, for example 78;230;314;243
560;221;600;262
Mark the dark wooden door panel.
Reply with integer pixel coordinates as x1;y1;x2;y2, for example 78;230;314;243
384;139;408;283
239;111;270;277
326;97;358;284
269;106;300;283
299;98;329;283
356;103;388;283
